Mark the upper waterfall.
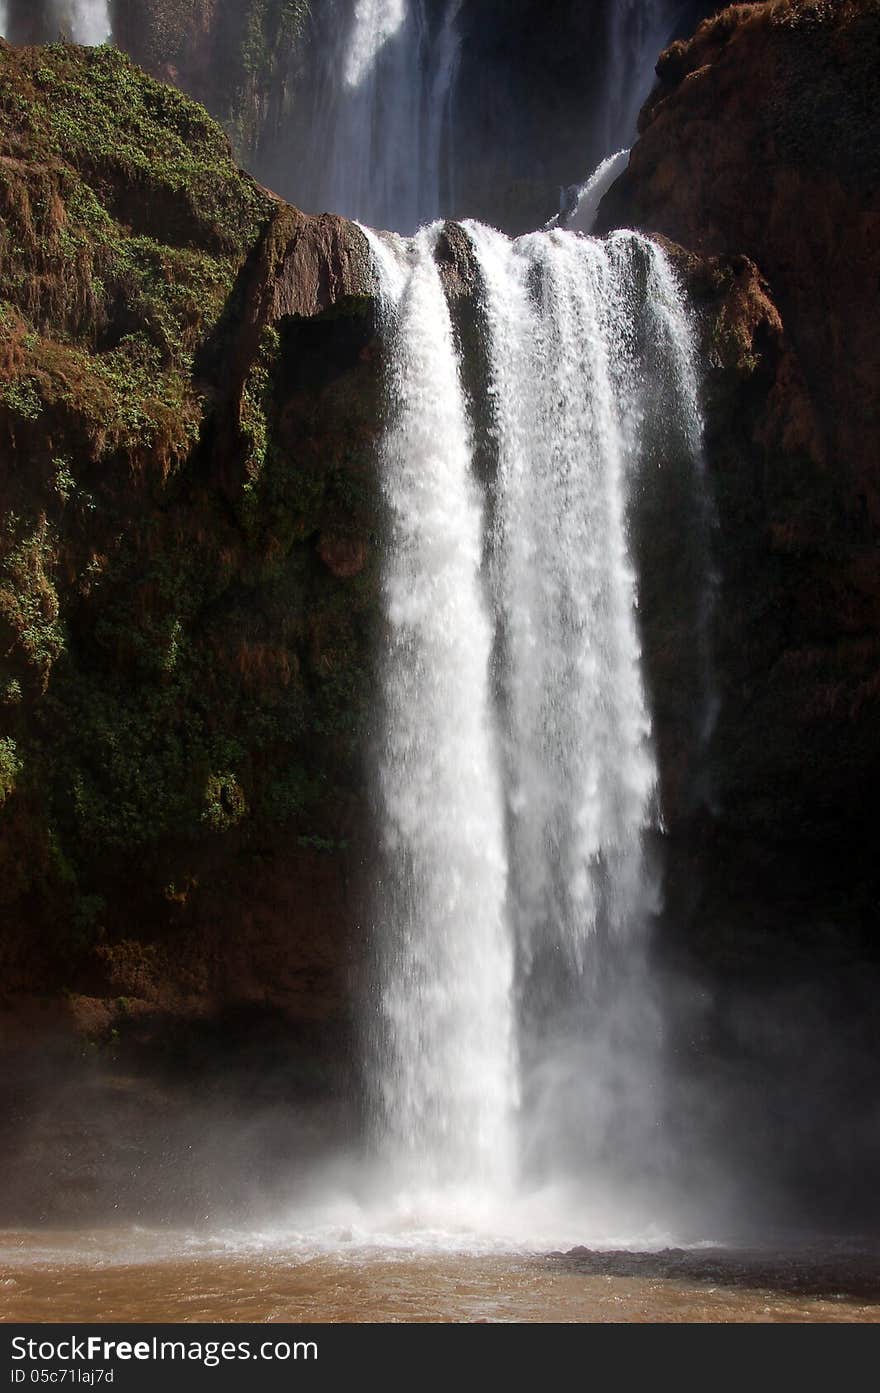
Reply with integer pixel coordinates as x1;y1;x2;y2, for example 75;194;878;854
0;1;113;44
295;0;462;234
603;0;685;151
56;1;112;45
343;0;408;86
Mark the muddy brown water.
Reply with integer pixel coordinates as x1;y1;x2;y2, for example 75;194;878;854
1;1234;879;1322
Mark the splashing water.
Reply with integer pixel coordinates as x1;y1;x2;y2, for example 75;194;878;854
0;4;7;40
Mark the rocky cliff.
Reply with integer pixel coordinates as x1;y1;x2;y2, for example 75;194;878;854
0;39;378;1114
593;0;880;1219
599;0;880;972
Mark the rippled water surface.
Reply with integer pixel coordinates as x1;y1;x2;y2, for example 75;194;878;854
1;1233;878;1323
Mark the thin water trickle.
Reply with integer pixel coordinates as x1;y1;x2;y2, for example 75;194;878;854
568;149;630;233
640;243;721;765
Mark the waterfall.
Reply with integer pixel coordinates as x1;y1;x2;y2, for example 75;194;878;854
603;0;684;152
366;223;516;1196
467;225;711;1193
365;219;707;1219
0;0;112;44
465;224;660;976
70;1;111;46
51;0;112;44
296;0;462;234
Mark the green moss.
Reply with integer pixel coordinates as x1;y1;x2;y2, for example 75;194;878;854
0;378;44;420
0;41;274;474
29;43;270;252
0;514;65;687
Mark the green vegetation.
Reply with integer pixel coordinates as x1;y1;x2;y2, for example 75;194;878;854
0;42;274;474
0;41;379;958
0;736;21;806
116;0;311;162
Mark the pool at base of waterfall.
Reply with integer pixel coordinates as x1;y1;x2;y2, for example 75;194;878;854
1;1232;879;1322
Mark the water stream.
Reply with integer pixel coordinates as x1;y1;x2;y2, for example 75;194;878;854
364;221;709;1227
367;224;516;1201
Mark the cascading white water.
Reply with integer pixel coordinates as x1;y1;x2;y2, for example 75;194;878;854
465;224;660;977
0;0;111;44
465;224;711;1202
366;223;516;1197
364;217;708;1226
344;0;407;86
603;0;684;152
299;0;462;233
642;239;720;764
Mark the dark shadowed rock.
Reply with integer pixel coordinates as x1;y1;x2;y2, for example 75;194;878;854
598;0;880;971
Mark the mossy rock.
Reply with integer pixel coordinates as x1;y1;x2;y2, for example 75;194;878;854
0;41;381;972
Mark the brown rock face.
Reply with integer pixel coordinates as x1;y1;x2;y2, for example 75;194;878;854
0;44;381;1115
602;0;879;529
317;533;369;579
600;0;880;962
221;203;372;425
245;206;372;327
